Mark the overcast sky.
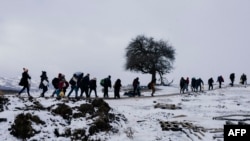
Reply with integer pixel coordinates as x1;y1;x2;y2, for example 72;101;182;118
0;0;250;85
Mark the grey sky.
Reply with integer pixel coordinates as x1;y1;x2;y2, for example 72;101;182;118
0;0;250;85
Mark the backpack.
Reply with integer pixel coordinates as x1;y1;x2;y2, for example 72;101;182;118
52;77;59;89
69;76;77;85
100;79;105;87
147;82;152;89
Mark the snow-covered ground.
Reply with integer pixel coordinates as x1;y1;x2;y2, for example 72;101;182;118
0;82;250;141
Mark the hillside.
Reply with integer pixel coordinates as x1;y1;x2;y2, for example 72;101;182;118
0;78;250;141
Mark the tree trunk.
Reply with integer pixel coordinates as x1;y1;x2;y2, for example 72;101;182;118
151;71;156;82
159;72;163;85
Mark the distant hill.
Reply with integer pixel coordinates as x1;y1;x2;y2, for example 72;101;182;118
0;76;39;94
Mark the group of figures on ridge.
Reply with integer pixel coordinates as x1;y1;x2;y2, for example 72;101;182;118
18;68;113;99
17;68;248;97
17;68;156;99
179;73;247;94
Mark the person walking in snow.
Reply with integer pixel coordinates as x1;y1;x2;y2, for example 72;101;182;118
195;78;204;92
191;78;197;92
150;78;156;96
133;77;140;96
179;77;186;93
103;75;112;98
67;72;83;98
51;73;62;97
185;77;189;92
217;75;224;88
39;71;49;97
61;75;69;95
240;73;247;86
79;73;90;98
208;77;214;90
56;74;68;97
114;79;122;99
229;73;235;87
18;68;31;97
89;77;98;98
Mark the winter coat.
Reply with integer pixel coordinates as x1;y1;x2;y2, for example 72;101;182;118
104;77;112;88
133;78;139;89
186;78;189;85
19;72;31;87
208;78;214;85
89;79;97;89
58;78;68;90
217;76;224;83
240;74;247;84
114;79;122;91
179;77;185;89
191;78;196;88
39;72;49;89
80;75;90;89
230;73;235;81
150;81;156;91
241;74;247;81
196;78;204;87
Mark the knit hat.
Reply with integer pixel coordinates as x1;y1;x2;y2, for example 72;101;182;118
23;68;28;72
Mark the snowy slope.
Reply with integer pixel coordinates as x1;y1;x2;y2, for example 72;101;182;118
0;80;249;141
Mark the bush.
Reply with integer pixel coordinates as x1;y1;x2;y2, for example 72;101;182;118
10;113;45;139
78;104;95;116
52;103;72;119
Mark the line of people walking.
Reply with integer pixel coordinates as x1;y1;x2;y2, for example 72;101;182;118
17;68;124;99
179;73;247;94
50;73;114;99
17;68;248;97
